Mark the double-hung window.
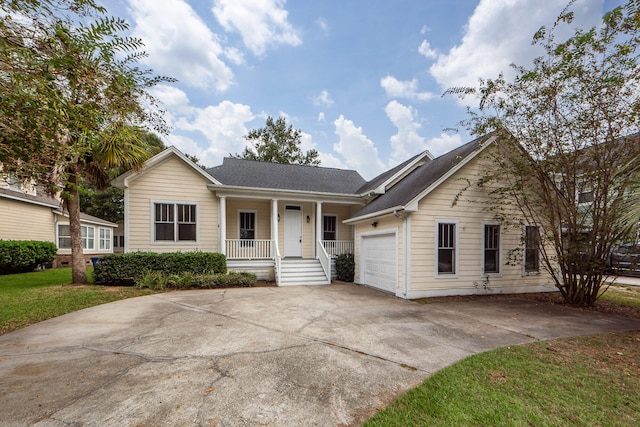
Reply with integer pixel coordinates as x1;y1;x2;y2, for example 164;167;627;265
483;224;500;274
154;202;197;242
58;224;95;250
99;228;112;250
524;225;540;273
437;222;456;275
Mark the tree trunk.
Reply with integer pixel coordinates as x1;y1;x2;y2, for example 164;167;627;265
65;173;87;284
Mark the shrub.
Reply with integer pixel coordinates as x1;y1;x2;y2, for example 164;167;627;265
95;251;226;285
134;270;256;290
335;252;355;282
0;240;57;274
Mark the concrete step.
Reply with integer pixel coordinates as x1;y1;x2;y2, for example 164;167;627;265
279;258;330;285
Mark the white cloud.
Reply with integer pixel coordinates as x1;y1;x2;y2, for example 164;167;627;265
129;0;234;91
316;17;330;35
418;39;437;59
333;115;386;179
420;25;430;35
380;75;434;101
301;131;348;169
174;100;255;166
430;0;601;93
426;132;464;157
213;0;302;56
385;101;426;166
312;90;333;107
318;112;326;122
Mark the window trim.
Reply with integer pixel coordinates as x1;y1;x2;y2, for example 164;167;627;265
57;223;96;250
151;201;199;245
238;210;257;240
523;224;541;275
482;222;502;277
99;227;112;251
435;219;459;278
322;214;338;241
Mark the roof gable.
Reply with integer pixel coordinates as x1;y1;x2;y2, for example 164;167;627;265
347;133;496;222
357;150;433;195
112;146;221;188
207;157;367;195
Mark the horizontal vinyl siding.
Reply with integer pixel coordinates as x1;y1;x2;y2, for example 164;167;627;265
127;156;218;252
354;214;403;292
409;151;553;294
226;199;271;240
0;199;55;242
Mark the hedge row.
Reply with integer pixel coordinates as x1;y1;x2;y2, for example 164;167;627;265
135;270;257;290
0;240;57;274
94;251;226;285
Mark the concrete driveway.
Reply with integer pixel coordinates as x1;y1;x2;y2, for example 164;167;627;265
1;283;639;427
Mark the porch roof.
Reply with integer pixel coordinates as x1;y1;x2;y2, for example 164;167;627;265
207;157;367;195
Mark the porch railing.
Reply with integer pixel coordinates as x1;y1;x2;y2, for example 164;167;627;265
226;239;272;260
317;240;331;281
321;240;354;257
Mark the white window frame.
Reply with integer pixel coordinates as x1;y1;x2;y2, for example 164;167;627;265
238;210;257;240
523;224;541;275
57;224;71;249
99;227;112;250
435;219;459;278
323;214;338;241
151;201;199;244
57;223;96;250
482;221;502;277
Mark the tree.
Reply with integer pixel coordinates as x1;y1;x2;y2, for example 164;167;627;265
0;0;171;283
233;116;320;165
447;0;640;306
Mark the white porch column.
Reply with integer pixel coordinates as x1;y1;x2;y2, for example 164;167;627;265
271;199;278;257
219;196;226;256
315;201;323;257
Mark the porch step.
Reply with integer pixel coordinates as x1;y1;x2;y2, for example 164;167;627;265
279;258;330;286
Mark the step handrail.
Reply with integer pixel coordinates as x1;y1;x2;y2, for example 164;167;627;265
316;240;331;282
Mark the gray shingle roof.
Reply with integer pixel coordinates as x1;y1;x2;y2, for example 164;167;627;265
0;187;61;208
350;134;492;219
357;151;426;194
207;157;367;194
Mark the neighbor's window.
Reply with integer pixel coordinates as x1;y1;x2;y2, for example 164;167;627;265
437;222;456;274
323;215;337;241
483;224;500;274
99;228;111;250
58;224;95;249
82;225;95;250
58;224;71;249
525;225;540;273
154;202;197;242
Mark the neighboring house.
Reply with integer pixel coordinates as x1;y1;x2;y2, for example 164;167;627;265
0;179;116;267
113;134;554;298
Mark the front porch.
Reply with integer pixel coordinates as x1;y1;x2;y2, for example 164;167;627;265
217;196;358;285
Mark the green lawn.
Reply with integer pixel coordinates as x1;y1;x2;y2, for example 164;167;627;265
0;268;153;335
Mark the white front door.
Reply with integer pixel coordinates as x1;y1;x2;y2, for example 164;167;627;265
284;205;303;257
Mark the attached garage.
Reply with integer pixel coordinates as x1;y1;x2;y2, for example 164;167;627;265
361;232;397;293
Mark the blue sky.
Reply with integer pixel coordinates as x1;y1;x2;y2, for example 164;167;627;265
103;0;621;179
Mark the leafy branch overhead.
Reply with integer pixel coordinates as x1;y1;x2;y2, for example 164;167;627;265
446;0;640;306
233;116;320;166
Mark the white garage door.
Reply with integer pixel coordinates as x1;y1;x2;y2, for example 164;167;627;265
361;233;397;293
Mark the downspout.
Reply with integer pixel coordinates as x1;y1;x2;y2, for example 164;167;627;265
394;210;409;298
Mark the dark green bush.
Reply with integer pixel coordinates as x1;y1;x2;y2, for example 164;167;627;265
135;271;256;290
335;252;355;282
0;240;57;274
94;251;226;285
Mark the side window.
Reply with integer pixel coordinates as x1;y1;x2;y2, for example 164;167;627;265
525;225;540;273
58;224;71;249
239;211;256;240
82;226;95;250
483;224;500;274
323;215;337;241
154;202;197;242
437;222;456;275
155;203;174;241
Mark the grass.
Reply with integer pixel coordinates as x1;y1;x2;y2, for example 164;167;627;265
365;331;640;426
365;284;640;427
0;268;153;335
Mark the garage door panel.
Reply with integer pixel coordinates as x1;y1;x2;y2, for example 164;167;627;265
362;233;397;293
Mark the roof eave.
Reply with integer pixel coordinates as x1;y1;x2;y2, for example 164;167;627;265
208;184;366;204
